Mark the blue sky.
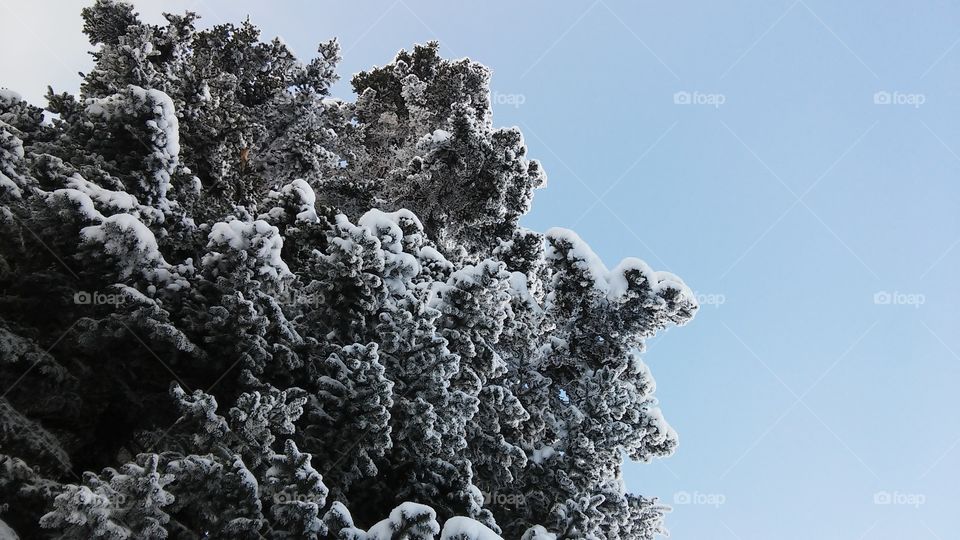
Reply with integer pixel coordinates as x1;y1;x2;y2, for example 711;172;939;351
3;1;959;538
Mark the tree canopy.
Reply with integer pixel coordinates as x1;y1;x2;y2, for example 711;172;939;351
0;1;697;538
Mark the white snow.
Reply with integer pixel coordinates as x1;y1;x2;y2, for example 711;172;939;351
359;209;405;252
199;83;212;102
206;219;291;279
645;406;675;442
506;271;540;311
530;445;555;465
66;174;139;212
440;516;503;540
358;208;423;250
545;227;609;291
0;123;24;160
85;85;180;205
50;188;100;221
507;271;527;295
0;517;18;540
361;502;440;540
233;455;260;494
424;129;452;145
354;210;424;291
521;525;557;540
392;502;439;531
74;207;190;290
0;122;25;198
267;178;320;223
0;88;23;104
46;172;165;227
418;246;446;262
545;228;695;305
81;213;162;265
363;518;394;540
607;257;656;298
0;171;20;198
79;213;196;289
632;354;656;394
652;270;695;301
209;219;263;250
417;246;455;277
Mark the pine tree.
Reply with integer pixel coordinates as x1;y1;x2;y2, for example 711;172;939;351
0;2;698;538
302;342;394;497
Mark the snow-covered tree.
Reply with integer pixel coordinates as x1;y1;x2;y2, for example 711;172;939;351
0;2;697;539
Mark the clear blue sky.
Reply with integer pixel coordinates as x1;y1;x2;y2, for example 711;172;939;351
3;1;959;538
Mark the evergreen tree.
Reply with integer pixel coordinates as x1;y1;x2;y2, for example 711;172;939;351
0;2;698;538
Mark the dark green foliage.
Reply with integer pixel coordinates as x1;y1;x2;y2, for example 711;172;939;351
0;3;696;539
